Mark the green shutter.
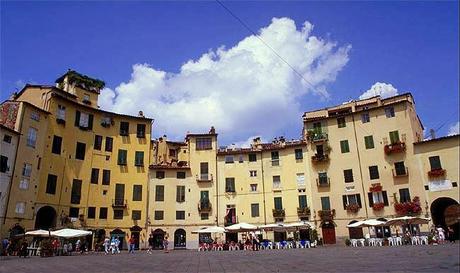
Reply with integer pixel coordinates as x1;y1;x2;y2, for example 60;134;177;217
340;140;350;153
365;136;374;149
298;195;307;208
274;197;283;210
389;131;400;144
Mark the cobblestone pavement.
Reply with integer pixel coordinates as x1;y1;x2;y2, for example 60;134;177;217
1;243;459;273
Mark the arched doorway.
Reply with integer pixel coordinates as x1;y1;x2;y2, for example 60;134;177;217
110;228;126;250
321;222;336;244
299;229;310;241
375;218;391;238
151;229;165;250
174;229;186;249
274;231;287;242
35;206;57;230
9;224;25;238
130;225;142;250
94;229;106;251
431;197;460;239
348;220;363;239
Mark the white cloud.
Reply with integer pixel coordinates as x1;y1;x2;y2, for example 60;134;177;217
100;17;351;143
448;121;459;136
359;82;399;100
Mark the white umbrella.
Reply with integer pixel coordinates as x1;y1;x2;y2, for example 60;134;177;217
25;229;53;237
225;222;258;232
192;226;225;234
385;216;430;226
284;221;313;229
51;228;92;238
259;223;286;232
347;219;386;228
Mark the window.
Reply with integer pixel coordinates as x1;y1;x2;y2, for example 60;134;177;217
429;156;442;170
27;127;37;148
274;197;283;210
238;155;244;163
0;156;7;173
177;172;186;179
19;179;29;190
368;191;388;207
83;94;90;103
31;111;40;121
74;111;93;129
51;135;62;154
249;170;257;177
136;124;146;138
99;207;108;219
101;116;112;127
156;171;165;179
225;178;235;192
176;186;185;202
364;135;374;149
133;185;142;201
46;174;57;194
295;149;303;160
201;213;209;220
394;161;407;176
132;210;141;220
91;168;99;184
57;105;66;121
200;162;209;180
169;149;176;157
342;194;362;209
22;163;32;177
105;137;113;152
117;149;127;165
337;117;346;128
298;195;308;209
296;173;305;187
15;202;25;214
70;179;82;204
321;197;331;210
385;106;395;118
135;151;144;166
75;142;86;160
273;175;281;189
248;153;257;162
94;135;103;150
113;210;124;219
176;211;185;220
102;170;110;185
340;140;350;153
318;172;329;186
87;207;96;219
271;151;280;166
399;188;411;203
251;203;260;217
344;169;354;183
3;134;12;143
369;166;380;180
196;137;212;150
155;185;164;201
154;211;164;220
69;207;79;218
250;184;258;192
361;112;370;123
225;155;234;164
389;130;400;144
120;122;129;136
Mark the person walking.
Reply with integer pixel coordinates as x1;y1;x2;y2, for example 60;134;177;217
163;235;169;253
114;237;121;254
103;237;110;255
128;235;135;254
110;237;117;254
147;234;154;254
437;226;445;244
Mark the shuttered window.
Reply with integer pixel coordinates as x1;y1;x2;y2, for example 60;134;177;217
251;203;259;217
344;169;354;183
399;188;411;203
320;197;330;210
274;197;283;210
340;140;350;153
155;185;164;201
369;166;380;180
135;151;144;166
117;149;127;165
364;135;374;149
102;170;110;185
176;186;185;202
120;121;129;136
429;156;442;170
94;135;103;150
105;137;113;152
298;195;307;208
133;185;142;201
389;130;400;144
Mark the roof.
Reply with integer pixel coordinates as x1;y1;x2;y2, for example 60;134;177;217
166;140;187;146
149;164;191;170
0;124;20;135
2;99;51;114
55;70;105;94
16;84;78;99
186;133;218;138
217;140;307;155
413;134;460;145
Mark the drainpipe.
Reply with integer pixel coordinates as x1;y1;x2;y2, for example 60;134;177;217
260;151;267;225
351;113;369;218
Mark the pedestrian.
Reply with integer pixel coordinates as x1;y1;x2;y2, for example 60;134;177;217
128;235;135;254
103;237;110;255
110;237;116;254
447;227;456;243
80;240;86;254
52;238;60;256
436;226;445;244
19;240;28;258
67;241;73;256
147;234;154;254
163;235;169;253
114;237;120;254
1;238;8;256
75;239;81;253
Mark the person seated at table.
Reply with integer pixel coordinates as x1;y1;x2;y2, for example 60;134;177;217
18;240;28;258
252;236;260;251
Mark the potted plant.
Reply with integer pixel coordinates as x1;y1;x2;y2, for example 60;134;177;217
346;204;360;214
372;202;385;211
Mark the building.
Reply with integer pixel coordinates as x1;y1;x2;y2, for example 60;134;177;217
0;70;152;249
0;125;20;233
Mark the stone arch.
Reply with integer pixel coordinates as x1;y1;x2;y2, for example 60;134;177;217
174;228;186;249
35;206;57;230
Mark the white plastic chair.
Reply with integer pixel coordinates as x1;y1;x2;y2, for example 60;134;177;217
395;237;402;246
350;239;358;247
358;239;366;247
388;237;395;246
420;236;428;245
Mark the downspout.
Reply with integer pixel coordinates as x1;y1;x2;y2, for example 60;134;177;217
351;113;369;218
260;151;267;225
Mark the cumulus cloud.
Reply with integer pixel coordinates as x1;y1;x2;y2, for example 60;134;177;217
359;82;399;100
448;121;459;136
100;17;351;143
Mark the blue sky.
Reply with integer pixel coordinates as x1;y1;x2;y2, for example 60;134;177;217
1;1;459;144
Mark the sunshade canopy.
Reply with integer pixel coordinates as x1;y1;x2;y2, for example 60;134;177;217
51;228;92;238
225;222;258;232
192;226;226;234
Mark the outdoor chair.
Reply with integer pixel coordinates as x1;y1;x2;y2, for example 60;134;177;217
350;239;358;247
388;237;395;246
411;236;420;245
419;236;428;245
358;239;366;247
368;238;376;246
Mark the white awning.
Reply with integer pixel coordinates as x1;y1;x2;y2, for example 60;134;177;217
51;228;92;238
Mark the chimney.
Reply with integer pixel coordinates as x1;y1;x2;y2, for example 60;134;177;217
138;111;144;117
209;126;216;134
430;129;436;140
251;137;261;149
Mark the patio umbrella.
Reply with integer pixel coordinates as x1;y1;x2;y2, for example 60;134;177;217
24;229;53;237
225;222;258;232
192;226;226;234
51;228;92;238
385;216;430;226
347;219;386;228
283;221;312;231
259;223;285;232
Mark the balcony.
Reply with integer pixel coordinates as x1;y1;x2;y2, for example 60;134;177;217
384;142;406;155
311;153;329;163
272;208;285;218
196;173;213;182
316;177;330;187
112;199;127;208
318;209;335;221
56;118;66;125
428;168;446;178
307;131;328;143
198;200;212;212
393;167;409;177
297;207;311;217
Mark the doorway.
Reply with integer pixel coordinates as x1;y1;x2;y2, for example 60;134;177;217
35;206;57;230
174;229;186;249
152;229;165;249
430;197;460;239
110;228;126;250
322;222;336;244
130;225;142;249
225;232;237;243
348;220;363;239
274;231;287;242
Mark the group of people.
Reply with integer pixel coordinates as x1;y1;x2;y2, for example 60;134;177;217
102;237;121;254
431;225;456;244
146;234;169;254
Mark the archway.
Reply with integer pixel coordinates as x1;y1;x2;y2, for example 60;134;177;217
348;220;363;239
35;206;57;230
151;229;165;250
110;228;126;250
431;197;460;239
321;222;336;244
130;225;142;250
9;224;25;238
94;229;106;251
174;229;186;249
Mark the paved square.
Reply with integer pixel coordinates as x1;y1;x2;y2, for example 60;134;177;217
1;244;459;273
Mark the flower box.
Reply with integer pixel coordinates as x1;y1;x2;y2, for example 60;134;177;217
384;142;406;155
372;202;385;211
346;204;360;214
428;168;446;178
370;184;382;192
318;209;335;221
394;196;422;216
